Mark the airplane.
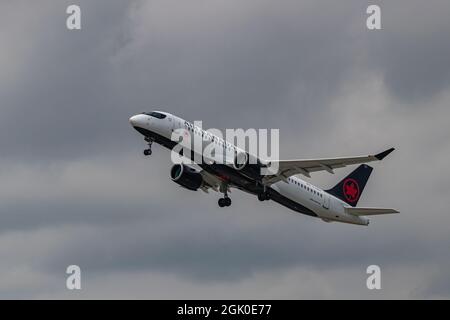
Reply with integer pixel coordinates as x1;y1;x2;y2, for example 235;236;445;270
129;111;399;226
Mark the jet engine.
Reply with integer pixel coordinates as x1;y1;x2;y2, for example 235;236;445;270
170;164;203;191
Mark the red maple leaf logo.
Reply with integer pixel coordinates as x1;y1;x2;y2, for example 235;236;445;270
343;179;359;202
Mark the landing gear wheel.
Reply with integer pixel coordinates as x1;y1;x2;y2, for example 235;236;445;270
143;149;152;156
218;197;231;207
258;192;270;201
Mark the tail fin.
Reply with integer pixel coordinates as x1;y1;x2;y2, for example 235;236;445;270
325;164;373;207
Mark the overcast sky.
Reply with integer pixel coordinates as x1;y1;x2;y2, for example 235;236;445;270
1;0;450;299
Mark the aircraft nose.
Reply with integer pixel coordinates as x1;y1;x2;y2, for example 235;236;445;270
129;115;139;126
129;114;146;127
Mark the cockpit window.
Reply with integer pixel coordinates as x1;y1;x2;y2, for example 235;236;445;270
143;111;166;119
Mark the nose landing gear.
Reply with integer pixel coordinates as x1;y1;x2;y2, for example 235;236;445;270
143;137;153;156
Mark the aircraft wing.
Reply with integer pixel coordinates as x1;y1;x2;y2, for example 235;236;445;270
262;148;394;185
345;207;399;216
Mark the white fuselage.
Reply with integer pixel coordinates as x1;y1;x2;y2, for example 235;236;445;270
130;111;369;226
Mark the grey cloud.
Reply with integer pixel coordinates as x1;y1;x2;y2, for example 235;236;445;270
1;0;369;161
366;0;450;102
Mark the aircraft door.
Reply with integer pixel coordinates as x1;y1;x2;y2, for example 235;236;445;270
168;116;175;132
322;193;330;209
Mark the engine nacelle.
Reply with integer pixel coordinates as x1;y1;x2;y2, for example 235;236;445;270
170;164;203;191
233;152;249;171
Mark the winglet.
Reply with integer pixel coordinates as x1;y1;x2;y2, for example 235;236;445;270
374;147;395;160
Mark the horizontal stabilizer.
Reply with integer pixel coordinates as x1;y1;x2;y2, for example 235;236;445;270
345;207;399;216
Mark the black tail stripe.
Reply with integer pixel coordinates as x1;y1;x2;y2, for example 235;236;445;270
325;164;373;207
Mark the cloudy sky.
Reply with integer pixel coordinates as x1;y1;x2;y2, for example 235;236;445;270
1;0;450;299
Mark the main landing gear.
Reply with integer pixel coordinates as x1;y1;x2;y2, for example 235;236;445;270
257;192;270;201
143;137;153;156
218;186;231;207
258;186;271;201
218;196;231;207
